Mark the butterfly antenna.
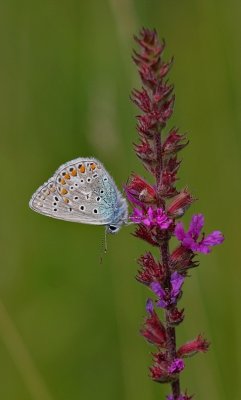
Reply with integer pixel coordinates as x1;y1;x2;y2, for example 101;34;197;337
99;228;108;264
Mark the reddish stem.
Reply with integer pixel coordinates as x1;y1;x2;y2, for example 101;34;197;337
162;242;181;399
156;131;181;399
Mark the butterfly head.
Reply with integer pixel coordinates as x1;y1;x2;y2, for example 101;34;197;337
106;224;120;234
106;195;128;234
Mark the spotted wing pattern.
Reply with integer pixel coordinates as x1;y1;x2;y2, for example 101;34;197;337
29;158;119;225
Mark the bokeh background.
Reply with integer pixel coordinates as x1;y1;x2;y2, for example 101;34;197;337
0;1;240;399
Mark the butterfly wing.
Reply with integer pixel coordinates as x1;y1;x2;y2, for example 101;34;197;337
29;158;119;225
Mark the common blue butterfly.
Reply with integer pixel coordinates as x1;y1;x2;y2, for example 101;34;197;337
29;158;128;234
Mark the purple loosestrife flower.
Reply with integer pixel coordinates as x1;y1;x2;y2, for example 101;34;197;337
126;28;224;398
150;272;184;309
175;214;224;254
130;207;172;229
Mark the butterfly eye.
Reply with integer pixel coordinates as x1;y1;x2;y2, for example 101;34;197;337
108;225;118;233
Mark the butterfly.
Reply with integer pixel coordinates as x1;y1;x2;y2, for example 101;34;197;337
29;158;128;234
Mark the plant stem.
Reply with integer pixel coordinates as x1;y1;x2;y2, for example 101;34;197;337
156;130;181;399
154;130;164;209
162;240;181;399
155;130;162;195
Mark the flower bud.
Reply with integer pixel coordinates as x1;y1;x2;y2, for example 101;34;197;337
137;252;165;285
168;307;185;326
177;335;210;358
140;309;167;347
167;188;195;218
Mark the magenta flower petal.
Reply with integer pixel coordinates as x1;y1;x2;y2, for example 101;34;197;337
157;299;169;309
159;219;172;229
150;281;166;299
146;298;154;314
168;358;185;374
147;207;154;220
171;272;184;298
143;217;152;227
189;214;204;239
174;222;186;241
201;230;224;247
130;207;171;230
194;243;211;254
156;208;172;229
125;189;143;207
174;214;224;254
130;208;144;223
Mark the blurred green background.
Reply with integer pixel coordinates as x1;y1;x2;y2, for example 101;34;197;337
0;1;240;399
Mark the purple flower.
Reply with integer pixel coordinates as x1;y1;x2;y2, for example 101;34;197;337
174;214;224;254
167;395;192;400
150;272;184;309
171;271;184;298
146;298;154;314
130;207;172;229
168;358;185;374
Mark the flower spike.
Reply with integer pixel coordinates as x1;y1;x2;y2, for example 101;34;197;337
126;28;224;398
